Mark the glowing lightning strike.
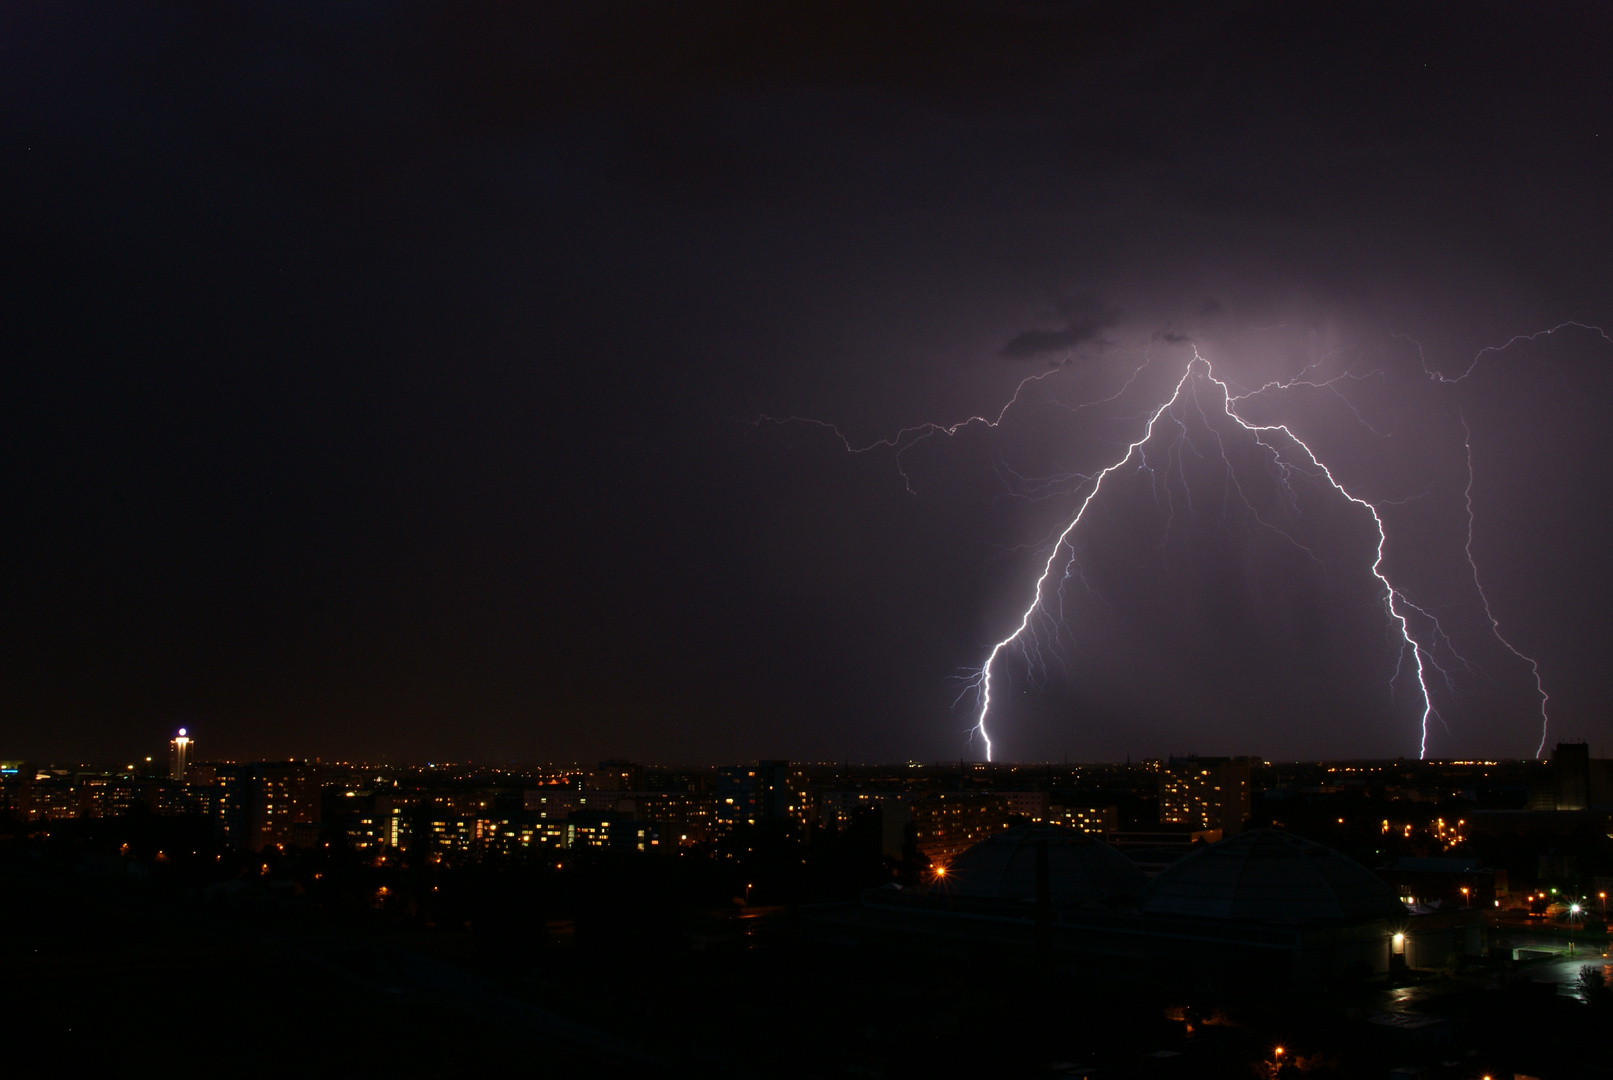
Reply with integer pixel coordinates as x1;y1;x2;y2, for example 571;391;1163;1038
1460;412;1551;758
1392;321;1611;757
967;352;1438;762
751;350;1155;495
764;321;1612;762
969;362;1194;763
1413;321;1613;383
1204;360;1438;762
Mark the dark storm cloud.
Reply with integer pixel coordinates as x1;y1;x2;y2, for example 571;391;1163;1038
1000;293;1120;360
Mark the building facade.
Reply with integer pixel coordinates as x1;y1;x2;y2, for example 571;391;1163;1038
1159;756;1252;835
168;729;192;781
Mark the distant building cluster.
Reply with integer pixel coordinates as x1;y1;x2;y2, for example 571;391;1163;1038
5;736;1612;913
0;735;1231;865
0;739;817;859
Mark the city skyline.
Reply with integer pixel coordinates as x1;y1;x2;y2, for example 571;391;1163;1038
11;736;1608;875
15;719;1607;771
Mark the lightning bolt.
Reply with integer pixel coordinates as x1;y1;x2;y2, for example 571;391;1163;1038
751;362;1081;494
1410;321;1613;383
761;322;1612;761
750;348;1154;495
966;351;1439;762
1460;411;1551;758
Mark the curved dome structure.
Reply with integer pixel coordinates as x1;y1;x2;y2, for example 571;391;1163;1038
931;824;1147;908
1142;829;1404;922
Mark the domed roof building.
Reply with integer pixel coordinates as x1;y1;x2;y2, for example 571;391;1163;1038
808;825;1479;988
928;824;1147;908
1142;829;1406;923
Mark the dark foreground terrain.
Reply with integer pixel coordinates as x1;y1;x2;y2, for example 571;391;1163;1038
3;820;1610;1079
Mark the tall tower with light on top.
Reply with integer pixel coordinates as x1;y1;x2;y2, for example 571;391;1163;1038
169;728;192;781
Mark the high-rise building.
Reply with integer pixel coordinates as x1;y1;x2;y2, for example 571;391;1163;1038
714;766;756;829
339;793;410;852
567;809;653;851
754;767;806;825
908;792;1018;862
1159;756;1252;835
1043;803;1119;836
820;791;913;859
613;791;715;843
14;774;79;822
1002;790;1049;820
214;761;322;850
1553;742;1591;812
524;787;717;843
587;760;644;792
254;761;322;849
169;728;192;781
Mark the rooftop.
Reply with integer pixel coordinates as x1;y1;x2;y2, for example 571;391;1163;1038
1142;829;1405;923
928;823;1147;908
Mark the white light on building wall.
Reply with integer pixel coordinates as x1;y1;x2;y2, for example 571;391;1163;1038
169;729;192;781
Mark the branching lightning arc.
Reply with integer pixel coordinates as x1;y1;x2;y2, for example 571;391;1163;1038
759;323;1611;761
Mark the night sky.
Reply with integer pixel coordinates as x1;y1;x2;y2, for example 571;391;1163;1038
5;2;1612;764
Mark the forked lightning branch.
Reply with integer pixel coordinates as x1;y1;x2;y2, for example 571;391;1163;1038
763;324;1611;762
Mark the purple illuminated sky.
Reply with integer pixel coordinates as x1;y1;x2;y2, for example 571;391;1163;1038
3;2;1611;763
